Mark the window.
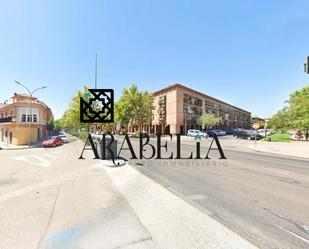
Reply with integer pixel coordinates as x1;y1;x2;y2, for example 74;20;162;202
33;114;38;123
27;115;32;122
21;114;26;122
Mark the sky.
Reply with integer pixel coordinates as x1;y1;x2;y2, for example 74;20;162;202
0;0;308;119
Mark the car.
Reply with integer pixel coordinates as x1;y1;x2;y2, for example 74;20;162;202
42;136;62;147
234;130;262;140
207;129;226;137
224;129;235;135
257;129;273;137
59;134;69;143
187;129;207;138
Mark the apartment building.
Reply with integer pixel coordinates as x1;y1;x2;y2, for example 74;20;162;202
0;93;53;145
152;83;251;134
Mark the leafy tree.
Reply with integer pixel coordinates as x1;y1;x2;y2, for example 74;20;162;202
53;119;62;133
268;107;290;131
269;85;309;140
60;87;89;131
116;84;154;131
198;113;222;131
287;85;309;140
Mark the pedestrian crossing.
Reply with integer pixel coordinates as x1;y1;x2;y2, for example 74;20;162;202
11;151;61;167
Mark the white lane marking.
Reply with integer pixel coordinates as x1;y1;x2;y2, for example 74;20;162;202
11;154;56;168
44;153;56;159
51;151;61;155
11;156;32;164
31;155;52;167
275;224;309;244
302;225;309;234
0;163;102;203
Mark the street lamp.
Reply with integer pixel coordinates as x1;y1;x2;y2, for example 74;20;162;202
264;119;269;141
14;81;47;148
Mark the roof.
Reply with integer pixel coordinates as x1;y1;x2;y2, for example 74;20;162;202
0;95;51;112
11;93;37;100
154;83;251;114
0;103;8;109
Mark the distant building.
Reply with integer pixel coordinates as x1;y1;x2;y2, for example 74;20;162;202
251;116;265;124
150;83;251;134
0;93;53;145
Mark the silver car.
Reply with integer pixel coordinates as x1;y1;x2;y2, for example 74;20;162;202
59;134;69;143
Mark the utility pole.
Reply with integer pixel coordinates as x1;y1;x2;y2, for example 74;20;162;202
304;56;309;140
304;56;309;74
14;81;47;148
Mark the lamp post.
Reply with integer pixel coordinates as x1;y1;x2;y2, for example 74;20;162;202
14;81;47;148
264;119;269;141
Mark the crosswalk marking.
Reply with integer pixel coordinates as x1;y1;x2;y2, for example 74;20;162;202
44;153;56;159
31;155;52;167
11;152;59;168
11;156;32;164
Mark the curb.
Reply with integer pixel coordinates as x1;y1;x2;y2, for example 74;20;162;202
0;145;42;150
247;145;309;160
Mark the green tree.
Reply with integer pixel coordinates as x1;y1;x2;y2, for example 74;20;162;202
269;85;309;140
116;84;154;131
53;119;62;133
60;88;89;131
198;113;222;131
268;107;290;131
287;85;309;140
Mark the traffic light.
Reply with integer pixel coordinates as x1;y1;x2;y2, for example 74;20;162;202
305;56;309;74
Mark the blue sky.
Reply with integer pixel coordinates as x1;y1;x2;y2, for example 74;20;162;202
0;0;308;119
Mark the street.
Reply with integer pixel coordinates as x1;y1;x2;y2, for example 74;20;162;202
0;140;160;249
0;136;308;249
127;138;309;249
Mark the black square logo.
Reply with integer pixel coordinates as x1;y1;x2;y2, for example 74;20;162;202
80;89;114;123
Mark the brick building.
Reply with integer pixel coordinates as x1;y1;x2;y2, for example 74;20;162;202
152;83;251;134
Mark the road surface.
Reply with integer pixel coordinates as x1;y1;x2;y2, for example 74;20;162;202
126;139;309;249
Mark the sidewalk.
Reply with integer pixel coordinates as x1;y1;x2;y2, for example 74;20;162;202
248;141;309;159
0;141;42;150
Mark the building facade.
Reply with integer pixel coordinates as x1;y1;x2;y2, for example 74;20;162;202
0;93;53;145
152;83;251;134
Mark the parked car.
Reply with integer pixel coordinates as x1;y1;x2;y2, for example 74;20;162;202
224;129;235;135
234;130;262;140
187;129;207;138
42;136;62;147
59;134;69;143
257;129;273;137
207;129;226;137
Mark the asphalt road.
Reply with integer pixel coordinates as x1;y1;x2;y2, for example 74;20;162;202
123;138;309;249
0;139;160;249
1;135;309;249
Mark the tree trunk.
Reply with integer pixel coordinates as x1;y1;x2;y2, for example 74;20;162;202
306;128;308;141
